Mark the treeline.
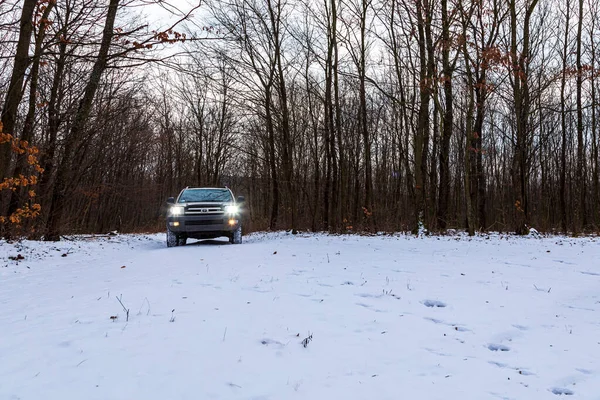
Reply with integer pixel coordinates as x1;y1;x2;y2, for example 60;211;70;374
0;0;599;239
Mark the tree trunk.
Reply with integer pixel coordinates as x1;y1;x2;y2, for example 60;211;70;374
414;0;431;234
437;0;453;230
6;1;56;221
576;0;585;232
0;0;38;180
464;90;476;236
560;0;570;233
358;0;373;222
268;0;296;233
332;0;342;231
462;8;476;236
592;7;600;229
323;1;335;230
265;88;279;230
38;15;70;222
45;0;121;241
422;0;435;228
474;84;486;230
510;0;538;234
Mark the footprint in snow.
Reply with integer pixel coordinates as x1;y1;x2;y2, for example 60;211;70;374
356;293;378;298
491;329;523;343
424;347;450;357
575;368;592;375
422;300;447;308
423;317;471;331
487;343;510;352
551;387;574;396
488;361;534;376
356;302;385;313
245;287;271;293
454;326;470;332
488;361;508;368
260;338;285;348
580;271;600;276
226;382;242;389
356;292;399;300
518;369;535;376
424;317;445;324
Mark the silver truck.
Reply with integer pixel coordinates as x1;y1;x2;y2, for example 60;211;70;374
165;187;244;247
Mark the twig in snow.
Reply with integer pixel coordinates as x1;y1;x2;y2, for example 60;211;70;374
116;295;130;321
61;247;74;257
534;284;551;293
223;327;227;342
565;325;573;334
327;253;330;263
170;309;176;322
301;333;313;348
76;359;87;367
137;297;151;316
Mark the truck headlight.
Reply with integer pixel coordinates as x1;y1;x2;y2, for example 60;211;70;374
170;206;184;216
225;205;239;214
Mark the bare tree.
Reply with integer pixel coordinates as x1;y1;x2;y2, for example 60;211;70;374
0;0;37;181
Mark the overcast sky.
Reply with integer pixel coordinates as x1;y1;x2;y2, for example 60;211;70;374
143;1;203;29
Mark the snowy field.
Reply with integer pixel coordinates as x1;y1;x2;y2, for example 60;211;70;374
1;232;599;400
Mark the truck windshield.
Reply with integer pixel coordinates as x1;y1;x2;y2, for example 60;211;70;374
178;189;233;203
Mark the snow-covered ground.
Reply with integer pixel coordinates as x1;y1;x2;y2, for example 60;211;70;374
1;232;599;400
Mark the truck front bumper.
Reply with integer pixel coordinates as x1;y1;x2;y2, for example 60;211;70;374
166;214;240;235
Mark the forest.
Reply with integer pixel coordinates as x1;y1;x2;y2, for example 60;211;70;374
0;0;598;239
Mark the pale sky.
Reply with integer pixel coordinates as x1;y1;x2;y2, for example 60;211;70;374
143;1;203;29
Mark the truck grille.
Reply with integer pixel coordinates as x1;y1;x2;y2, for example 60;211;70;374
185;204;224;215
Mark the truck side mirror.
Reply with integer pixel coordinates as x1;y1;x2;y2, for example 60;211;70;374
237;196;245;204
167;197;175;204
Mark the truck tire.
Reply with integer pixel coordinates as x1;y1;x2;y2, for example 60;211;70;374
230;226;242;244
167;230;179;247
